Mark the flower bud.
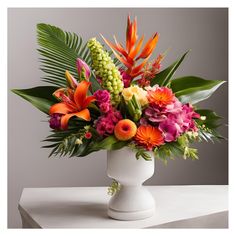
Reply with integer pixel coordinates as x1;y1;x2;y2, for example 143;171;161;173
49;113;62;129
76;58;91;80
65;70;78;89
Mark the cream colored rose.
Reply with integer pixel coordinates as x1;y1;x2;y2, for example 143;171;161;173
122;85;148;106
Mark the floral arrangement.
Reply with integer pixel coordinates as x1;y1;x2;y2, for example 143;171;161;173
12;16;225;163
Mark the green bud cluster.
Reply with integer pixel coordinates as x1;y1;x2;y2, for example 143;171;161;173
87;38;124;105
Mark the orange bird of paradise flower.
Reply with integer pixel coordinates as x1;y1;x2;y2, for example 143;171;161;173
49;78;96;130
101;15;159;78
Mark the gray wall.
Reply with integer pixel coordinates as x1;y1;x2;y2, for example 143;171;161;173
8;8;228;228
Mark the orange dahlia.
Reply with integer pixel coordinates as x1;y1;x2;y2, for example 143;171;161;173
135;125;164;150
147;87;174;106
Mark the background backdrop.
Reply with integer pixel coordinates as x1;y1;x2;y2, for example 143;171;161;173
8;8;228;228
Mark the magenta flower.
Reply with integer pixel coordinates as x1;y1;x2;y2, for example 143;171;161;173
94;90;110;104
95;109;122;136
94;89;112;114
76;58;91;80
158;104;200;142
100;103;111;113
159;119;181;142
119;69;133;88
143;88;200;142
49;113;62;129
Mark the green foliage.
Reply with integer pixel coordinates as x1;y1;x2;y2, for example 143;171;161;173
170;76;225;104
83;136;128;156
195;109;225;143
136;150;152;161
37;23;102;91
12;86;58;114
196;109;222;129
12;23;225;159
150;51;189;86
125;95;142;122
154;133;199;164
128;143;152;161
108;180;121;196
42;119;91;157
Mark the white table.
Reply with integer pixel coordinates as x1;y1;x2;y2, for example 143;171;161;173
18;185;228;228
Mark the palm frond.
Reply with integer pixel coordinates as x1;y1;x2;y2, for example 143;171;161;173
37;23;92;87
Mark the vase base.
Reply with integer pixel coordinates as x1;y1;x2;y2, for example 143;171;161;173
108;207;155;221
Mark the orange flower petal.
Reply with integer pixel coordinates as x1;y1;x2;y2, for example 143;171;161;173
112;50;133;68
126;15;132;51
49;102;76;115
61;109;91;130
147;87;174;106
129;56;150;77
101;34;127;58
74;80;91;110
82;95;96;109
65;70;78;89
129;18;137;52
135;125;164;150
128;35;144;59
113;35;128;57
136;33;159;60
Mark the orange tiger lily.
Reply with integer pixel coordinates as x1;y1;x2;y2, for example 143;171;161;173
49;80;96;130
101;15;159;78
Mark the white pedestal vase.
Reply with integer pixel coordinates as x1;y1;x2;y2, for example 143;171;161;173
107;147;155;221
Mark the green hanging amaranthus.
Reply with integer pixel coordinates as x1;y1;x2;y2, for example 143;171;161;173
87;38;124;105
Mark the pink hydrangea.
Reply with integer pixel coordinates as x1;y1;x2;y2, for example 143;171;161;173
143;92;200;142
95;109;123;136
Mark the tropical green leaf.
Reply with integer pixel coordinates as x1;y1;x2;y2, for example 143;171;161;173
196;109;222;129
37;23;100;89
80;136;128;156
170;76;225;104
150;51;189;86
95;136;127;150
12;86;58;114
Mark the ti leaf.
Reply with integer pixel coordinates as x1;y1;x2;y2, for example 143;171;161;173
151;51;189;86
12;86;58;114
170;76;225;104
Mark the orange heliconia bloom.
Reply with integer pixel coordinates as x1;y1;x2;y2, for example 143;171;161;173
49;80;96;130
135;125;164;150
147;87;175;107
101;15;159;78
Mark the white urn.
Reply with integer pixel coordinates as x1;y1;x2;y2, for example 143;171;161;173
107;147;155;221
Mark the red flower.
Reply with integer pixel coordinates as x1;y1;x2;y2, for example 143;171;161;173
84;132;92;139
